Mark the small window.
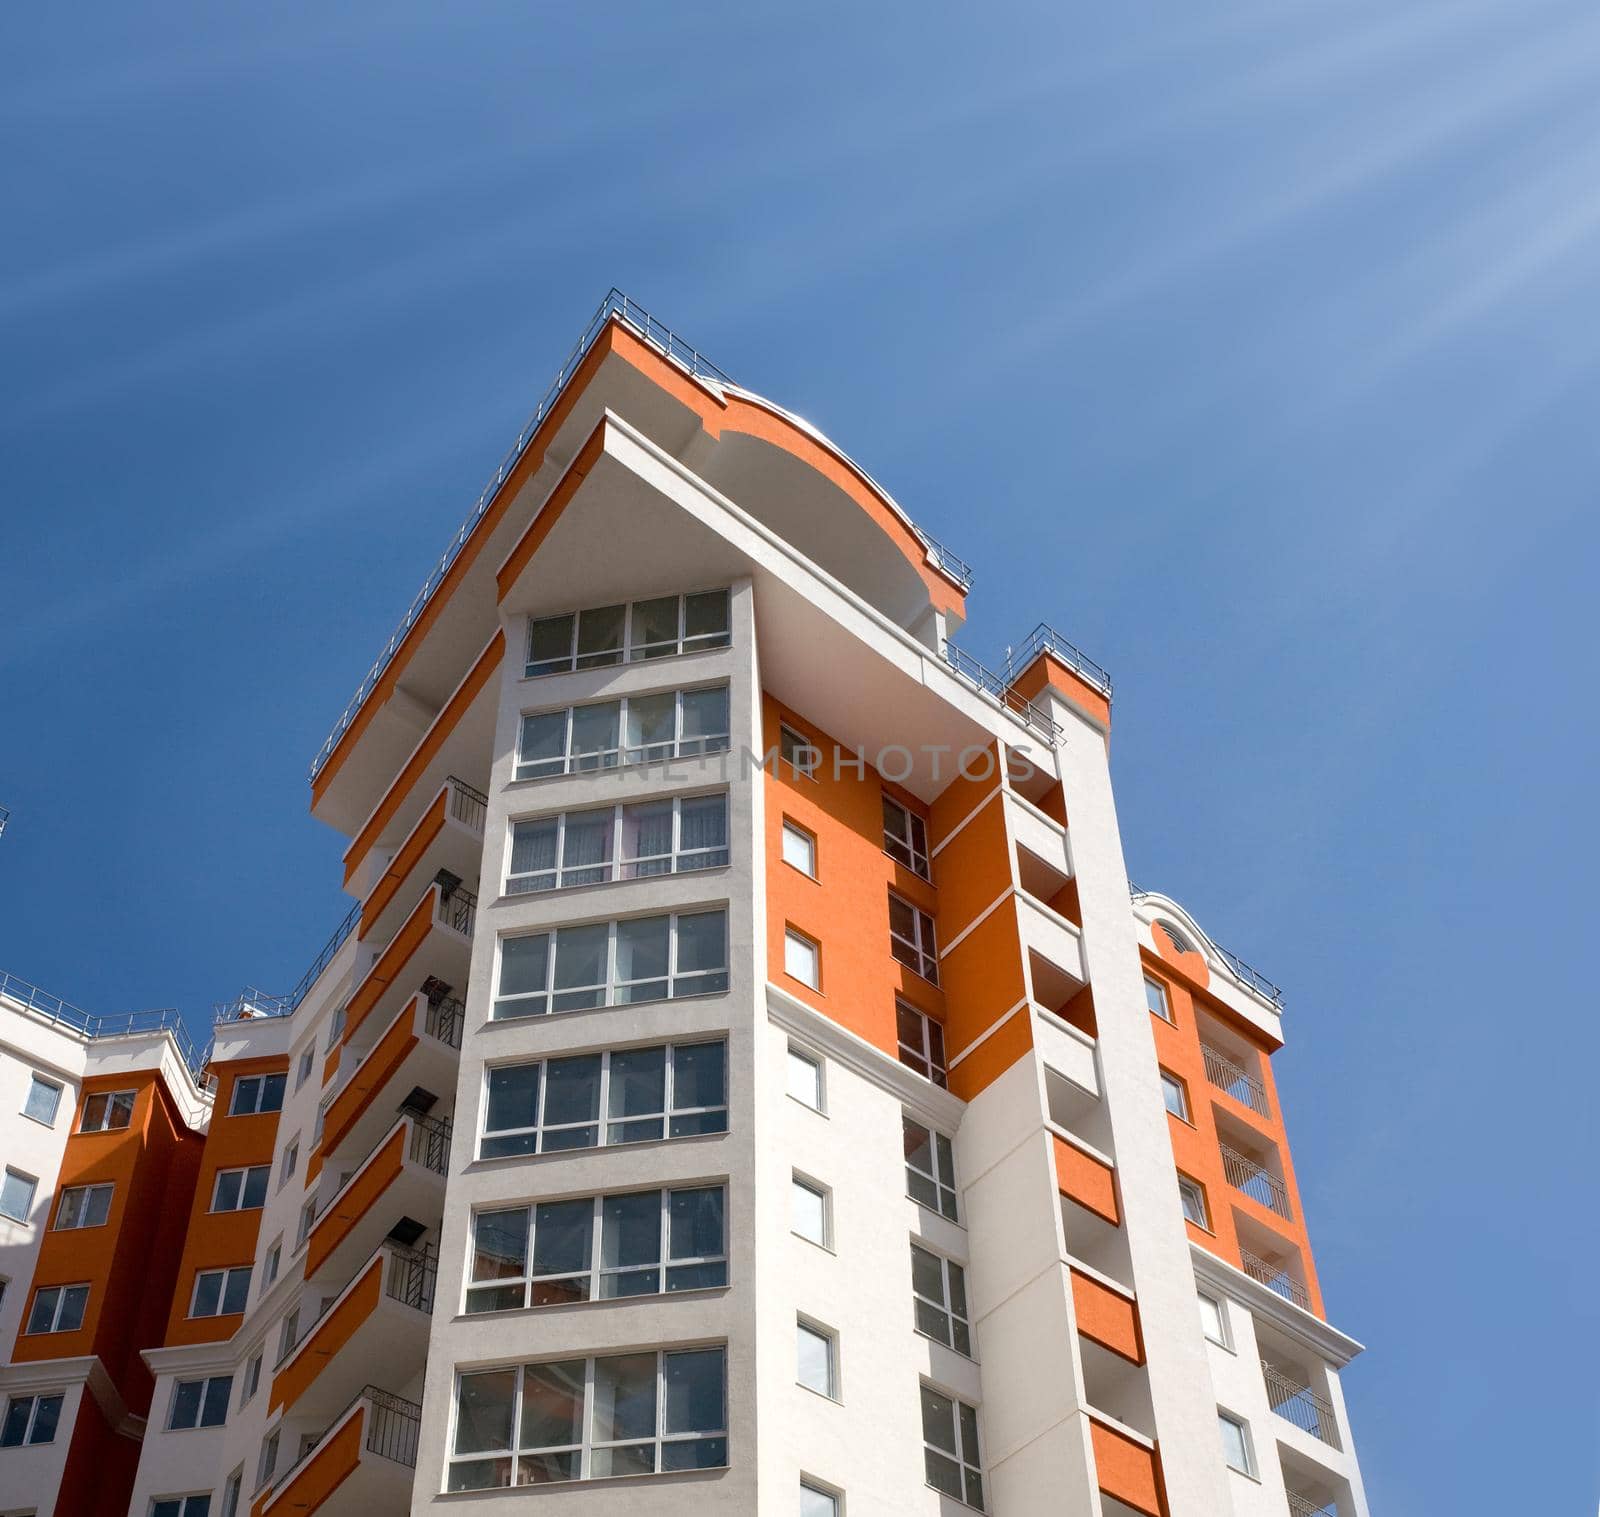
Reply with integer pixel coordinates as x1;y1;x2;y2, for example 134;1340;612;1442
0;1392;63;1446
801;1481;840;1517
1159;920;1196;955
1;1167;39;1223
779;723;819;778
1160;1071;1190;1121
882;796;930;879
190;1267;251;1318
787;1047;824;1111
228;1073;286;1116
921;1384;985;1510
23;1074;62;1126
791;1176;830;1247
785;929;821;990
257;1430;280;1489
241;1351;263;1406
1144;976;1172;1023
263;1238;283;1289
279;1141;299;1188
296;1198;316;1249
168;1375;233;1430
55;1183;113;1230
889;893;939;983
911;1244;972;1356
904;1117;958;1221
152;1497;212;1517
781;820;817;877
1217;1410;1254;1475
211;1166;270;1213
80;1088;137;1131
25;1283;89;1334
896;1001;948;1087
294;1046;316;1091
220;1469;244;1517
797;1319;839;1399
1198;1291;1229;1348
1178;1175;1210;1230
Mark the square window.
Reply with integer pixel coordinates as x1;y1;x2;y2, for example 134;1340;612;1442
25;1283;88;1334
228;1074;285;1117
1144;976;1173;1023
779;724;819;778
781;821;817;878
801;1481;840;1517
785;929;821;990
787;1047;824;1111
791;1176;829;1247
1218;1410;1253;1474
1;1392;63;1446
211;1166;270;1213
169;1376;233;1431
80;1088;137;1131
1198;1291;1229;1348
190;1267;251;1318
55;1183;113;1230
24;1074;62;1126
1;1168;39;1223
796;1319;838;1399
1178;1175;1210;1230
1160;1071;1190;1121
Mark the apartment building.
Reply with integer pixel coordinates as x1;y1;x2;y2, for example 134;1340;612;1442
0;292;1370;1517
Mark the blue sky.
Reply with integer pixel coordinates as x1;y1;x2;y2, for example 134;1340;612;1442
1;1;1595;1507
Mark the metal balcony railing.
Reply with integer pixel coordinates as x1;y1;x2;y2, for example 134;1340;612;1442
1238;1246;1311;1310
446;775;488;834
1262;1360;1340;1448
424;993;465;1050
1202;1044;1270;1116
384;1243;438;1315
1002;622;1114;700
1287;1494;1339;1517
918;531;975;592
1221;1144;1293;1219
406;1111;453;1177
941;640;1064;746
262;1385;421;1501
436;884;477;938
1123;883;1285;1012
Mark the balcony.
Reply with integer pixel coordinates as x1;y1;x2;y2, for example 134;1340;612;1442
1017;891;1087;986
1287;1495;1340;1517
1070;1264;1142;1364
1221;1142;1292;1221
323;991;463;1168
1201;1041;1270;1118
272;1244;436;1421
1087;1412;1164;1517
254;1386;419;1517
1052;1130;1119;1226
305;1113;450;1286
1239;1244;1312;1311
1262;1360;1341;1449
359;776;487;944
340;881;476;1051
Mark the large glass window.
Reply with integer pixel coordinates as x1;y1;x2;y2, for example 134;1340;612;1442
525;590;730;678
228;1074;286;1116
911;1245;971;1356
903;1117;958;1221
210;1165;270;1213
169;1376;233;1430
889;893;939;983
25;1283;89;1334
882;795;930;879
466;1187;726;1313
516;686;731;781
896;1001;947;1087
494;910;728;1020
189;1267;251;1318
24;1073;62;1125
80;1088;136;1131
55;1183;113;1230
447;1347;728;1489
921;1384;985;1510
480;1041;727;1159
508;794;728;895
0;1393;62;1446
153;1496;212;1517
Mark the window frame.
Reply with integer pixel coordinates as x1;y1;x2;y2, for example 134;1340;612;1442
23;1073;63;1126
903;1116;959;1222
790;1173;831;1249
54;1182;114;1230
523;589;731;678
294;1046;315;1090
796;1317;840;1401
801;1479;842;1517
227;1073;286;1117
783;928;821;991
895;1000;948;1087
1198;1290;1231;1350
1177;1174;1210;1230
1144;975;1173;1023
888;892;940;983
786;1045;825;1113
515;684;732;782
1217;1408;1255;1475
506;791;730;896
1;1166;39;1223
1159;1069;1191;1122
780;819;817;878
167;1374;234;1431
920;1381;985;1510
189;1266;252;1319
882;795;931;879
210;1165;270;1214
79;1088;137;1132
0;1392;64;1447
151;1496;213;1517
910;1243;972;1358
24;1282;89;1335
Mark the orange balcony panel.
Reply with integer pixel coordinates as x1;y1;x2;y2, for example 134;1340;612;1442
255;1407;363;1517
359;779;486;946
305;1124;407;1281
1089;1415;1166;1517
1071;1267;1143;1365
361;789;448;939
340;883;472;1055
255;1389;418;1517
1053;1133;1119;1226
273;1256;384;1415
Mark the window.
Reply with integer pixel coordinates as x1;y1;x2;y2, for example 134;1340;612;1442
1198;1291;1229;1348
169;1376;232;1430
446;1346;728;1489
781;821;816;877
228;1073;285;1116
516;686;731;781
911;1245;971;1356
896;1001;947;1087
80;1088;136;1131
465;1186;726;1313
0;1393;62;1446
904;1117;958;1221
524;590;730;678
241;1351;263;1406
480;1041;727;1159
296;1198;316;1249
220;1469;243;1517
325;1004;347;1051
778;724;818;778
1159;1070;1190;1121
921;1384;984;1509
1218;1410;1254;1475
889;893;939;983
507;794;729;895
1;1168;38;1223
796;1320;838;1399
152;1497;212;1517
279;1142;299;1189
791;1176;829;1247
278;1308;300;1361
55;1183;113;1230
294;1046;315;1090
257;1430;280;1490
786;1046;823;1111
189;1267;251;1318
25;1283;88;1334
23;1074;62;1126
1144;975;1172;1023
1178;1175;1210;1229
493;909;728;1020
784;929;820;990
263;1238;283;1289
801;1481;840;1517
882;796;930;879
211;1166;270;1213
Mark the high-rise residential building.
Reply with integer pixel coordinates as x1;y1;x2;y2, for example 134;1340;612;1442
0;291;1370;1517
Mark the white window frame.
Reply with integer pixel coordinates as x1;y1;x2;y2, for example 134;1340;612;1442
151;1496;213;1517
210;1165;270;1213
778;723;819;778
241;1350;263;1406
1144;975;1173;1023
515;685;732;781
801;1479;842;1516
781;820;817;877
1178;1175;1210;1229
263;1237;283;1289
279;1140;299;1189
1218;1409;1255;1475
25;1282;89;1334
786;1045;825;1113
1160;1070;1190;1122
1;1167;39;1223
1198;1290;1231;1350
888;892;939;983
221;1467;244;1517
895;1000;947;1086
79;1088;136;1132
523;589;731;678
54;1182;113;1230
790;1174;831;1249
882;795;930;879
0;1392;63;1446
294;1045;315;1090
784;928;821;990
903;1117;959;1222
295;1198;316;1250
228;1073;285;1117
506;792;729;896
23;1073;63;1126
920;1382;985;1509
911;1243;972;1357
167;1374;233;1431
796;1317;839;1400
189;1266;251;1319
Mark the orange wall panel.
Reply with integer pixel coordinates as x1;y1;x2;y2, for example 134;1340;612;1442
1053;1133;1120;1225
252;1405;363;1517
1089;1417;1166;1517
342;890;435;1047
271;1255;383;1414
1070;1267;1143;1364
323;1007;419;1156
304;1124;406;1279
360;788;447;936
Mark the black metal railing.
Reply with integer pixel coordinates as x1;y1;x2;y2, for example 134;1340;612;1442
406;1112;453;1176
1287;1494;1339;1517
0;802;9;838
214;901;362;1024
1262;1360;1340;1448
447;776;488;834
436;884;477;938
941;640;1064;745
1001;621;1114;700
1238;1246;1311;1310
424;993;465;1049
1221;1144;1293;1219
363;1386;423;1467
1202;1044;1270;1117
384;1243;438;1315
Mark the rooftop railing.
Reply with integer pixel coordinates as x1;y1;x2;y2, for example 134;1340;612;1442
1262;1360;1340;1448
213;901;363;1025
1124;883;1285;1011
1221;1143;1293;1220
1201;1043;1271;1117
0;971;203;1073
1238;1246;1311;1310
941;640;1064;747
1002;621;1114;700
918;531;975;593
0;803;9;837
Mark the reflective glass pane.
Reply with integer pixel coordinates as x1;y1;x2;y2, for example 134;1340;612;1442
499;935;550;997
531;1200;592;1278
664;1348;724;1434
520;1360;585;1450
607;1046;665;1117
624;691;676;752
592;1353;657;1442
629;596;679;656
472;1209;528;1281
485;1065;540;1133
526;615;574;673
683;590;729;644
575;605;625;665
601;1191;660;1271
542;1056;602;1128
454;1369;517;1454
672;1042;725;1110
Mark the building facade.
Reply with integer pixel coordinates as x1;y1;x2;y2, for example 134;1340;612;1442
0;292;1370;1517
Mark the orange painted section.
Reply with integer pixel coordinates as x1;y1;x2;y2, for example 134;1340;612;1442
15;1071;203;1415
271;1254;383;1414
940;909;1028;1061
342;888;436;1048
1070;1267;1143;1364
494;418;610;599
360;788;448;937
340;628;504;887
1144;949;1325;1318
54;1385;143;1517
164;1054;287;1346
1089;1416;1167;1517
324;1003;419;1157
304;1123;406;1279
948;1005;1032;1102
254;1404;364;1517
1008;650;1112;731
1053;1132;1120;1225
